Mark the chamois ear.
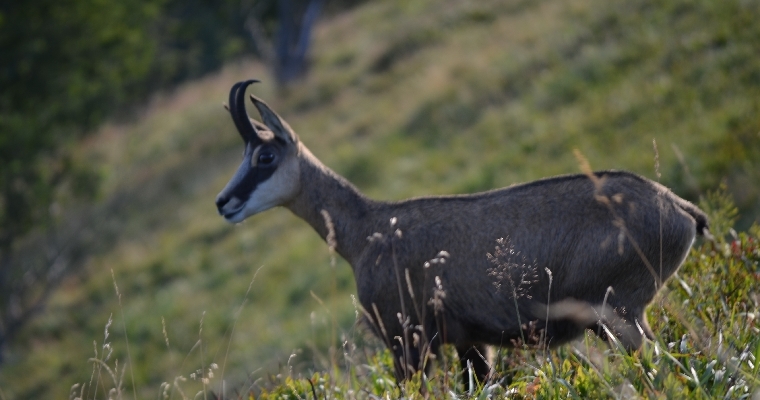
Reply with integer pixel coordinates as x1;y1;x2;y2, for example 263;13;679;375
249;94;299;145
250;118;269;133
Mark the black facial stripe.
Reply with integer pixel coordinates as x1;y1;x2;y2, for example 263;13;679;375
227;143;279;202
229;163;278;203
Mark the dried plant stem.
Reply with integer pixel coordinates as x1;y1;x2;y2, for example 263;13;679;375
542;268;553;356
598;286;614;337
389;220;412;381
111;269;137;400
199;311;207;400
320;210;341;373
654;139;664;281
404;268;423;335
511;288;526;346
220;266;264;398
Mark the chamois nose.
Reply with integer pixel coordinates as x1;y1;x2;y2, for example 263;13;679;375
215;194;229;213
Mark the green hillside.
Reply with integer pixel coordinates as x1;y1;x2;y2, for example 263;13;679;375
2;0;759;398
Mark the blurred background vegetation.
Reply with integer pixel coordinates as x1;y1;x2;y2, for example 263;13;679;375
0;0;758;398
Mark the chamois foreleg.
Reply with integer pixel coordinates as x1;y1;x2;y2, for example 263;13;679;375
389;326;434;384
456;344;490;391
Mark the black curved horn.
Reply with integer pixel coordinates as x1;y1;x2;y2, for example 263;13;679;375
228;80;260;142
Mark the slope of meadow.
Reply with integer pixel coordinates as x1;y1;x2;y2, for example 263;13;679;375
2;0;759;398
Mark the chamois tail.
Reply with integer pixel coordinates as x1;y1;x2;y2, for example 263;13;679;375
674;196;710;238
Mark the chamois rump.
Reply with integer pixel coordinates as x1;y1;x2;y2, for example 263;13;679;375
215;80;708;385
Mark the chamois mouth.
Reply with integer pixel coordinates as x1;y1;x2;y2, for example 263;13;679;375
221;207;246;222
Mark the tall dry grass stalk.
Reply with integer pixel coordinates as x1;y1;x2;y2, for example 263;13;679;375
218;266;264;399
111;269;137;400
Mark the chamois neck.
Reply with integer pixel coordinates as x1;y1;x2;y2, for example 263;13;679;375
285;144;376;266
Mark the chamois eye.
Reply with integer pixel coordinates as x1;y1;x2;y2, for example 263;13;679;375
258;151;275;165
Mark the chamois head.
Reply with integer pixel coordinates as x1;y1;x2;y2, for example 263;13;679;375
215;80;301;223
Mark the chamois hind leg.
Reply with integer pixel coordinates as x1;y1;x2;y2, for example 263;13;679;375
456;344;490;391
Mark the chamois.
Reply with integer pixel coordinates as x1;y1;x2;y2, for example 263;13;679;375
215;80;708;385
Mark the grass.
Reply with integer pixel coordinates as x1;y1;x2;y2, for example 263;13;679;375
1;0;759;398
